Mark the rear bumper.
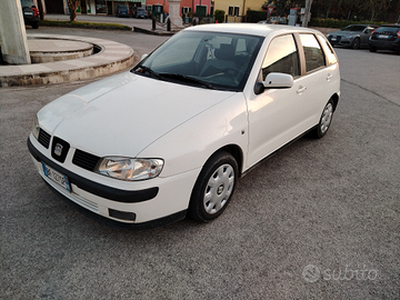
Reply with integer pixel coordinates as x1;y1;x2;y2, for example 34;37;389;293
369;40;400;52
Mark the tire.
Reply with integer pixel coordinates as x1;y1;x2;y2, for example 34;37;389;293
32;22;39;29
188;151;238;223
351;38;360;49
313;99;335;139
369;46;377;52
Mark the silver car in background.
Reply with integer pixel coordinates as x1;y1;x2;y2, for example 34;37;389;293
327;24;377;49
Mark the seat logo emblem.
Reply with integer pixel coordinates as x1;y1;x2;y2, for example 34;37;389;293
54;143;63;156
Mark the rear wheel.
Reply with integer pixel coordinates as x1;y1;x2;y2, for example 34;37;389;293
313;99;335;139
369;46;377;52
188;151;238;223
32;22;39;29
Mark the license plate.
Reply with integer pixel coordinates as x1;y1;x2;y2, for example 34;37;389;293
378;35;389;39
42;162;71;192
24;12;34;15
331;37;337;41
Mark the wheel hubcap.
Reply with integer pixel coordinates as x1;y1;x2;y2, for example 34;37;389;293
203;164;235;215
320;103;333;134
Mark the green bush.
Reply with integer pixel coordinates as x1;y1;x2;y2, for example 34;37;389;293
214;10;225;23
39;20;131;30
246;10;267;23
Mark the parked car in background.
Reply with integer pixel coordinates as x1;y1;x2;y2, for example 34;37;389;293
133;7;148;19
116;5;129;18
20;0;39;29
258;17;286;25
369;25;400;54
28;24;340;229
327;24;377;49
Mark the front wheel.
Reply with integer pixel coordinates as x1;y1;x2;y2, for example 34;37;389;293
188;151;238;223
313;99;335;139
351;38;360;49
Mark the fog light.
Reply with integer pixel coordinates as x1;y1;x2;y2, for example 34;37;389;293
109;209;136;221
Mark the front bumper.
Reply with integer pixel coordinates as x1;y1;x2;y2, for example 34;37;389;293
327;36;353;47
28;136;197;229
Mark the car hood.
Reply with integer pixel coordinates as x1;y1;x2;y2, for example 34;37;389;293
38;72;235;157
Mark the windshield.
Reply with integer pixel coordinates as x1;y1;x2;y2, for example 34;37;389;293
132;31;263;92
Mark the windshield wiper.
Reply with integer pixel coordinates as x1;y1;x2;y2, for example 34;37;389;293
159;73;215;89
132;66;161;79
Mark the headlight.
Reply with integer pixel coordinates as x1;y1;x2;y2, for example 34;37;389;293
96;157;164;181
32;115;40;140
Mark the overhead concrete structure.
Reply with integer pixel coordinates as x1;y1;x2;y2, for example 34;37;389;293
168;0;183;28
0;0;31;64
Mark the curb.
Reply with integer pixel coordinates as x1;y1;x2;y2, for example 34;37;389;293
0;34;137;88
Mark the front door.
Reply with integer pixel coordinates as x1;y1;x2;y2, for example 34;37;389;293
246;34;307;168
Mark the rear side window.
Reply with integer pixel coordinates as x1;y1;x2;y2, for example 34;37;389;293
261;34;300;78
299;34;326;73
317;34;338;65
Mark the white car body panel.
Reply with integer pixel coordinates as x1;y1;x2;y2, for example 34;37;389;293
28;24;340;228
39;72;234;158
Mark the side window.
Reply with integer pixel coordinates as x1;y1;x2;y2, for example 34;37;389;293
299;34;326;73
261;34;300;79
316;34;338;66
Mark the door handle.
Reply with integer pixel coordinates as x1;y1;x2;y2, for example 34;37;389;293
326;73;333;81
297;86;307;94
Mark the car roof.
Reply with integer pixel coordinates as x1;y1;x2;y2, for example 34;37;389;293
378;24;400;28
185;23;320;37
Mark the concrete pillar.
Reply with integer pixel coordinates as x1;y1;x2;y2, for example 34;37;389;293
0;0;31;64
168;0;183;28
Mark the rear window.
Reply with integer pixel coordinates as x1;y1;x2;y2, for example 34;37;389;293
21;0;34;7
375;26;400;34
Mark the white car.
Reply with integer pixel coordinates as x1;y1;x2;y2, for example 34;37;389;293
28;24;340;229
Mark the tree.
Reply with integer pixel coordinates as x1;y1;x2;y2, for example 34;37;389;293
67;0;79;21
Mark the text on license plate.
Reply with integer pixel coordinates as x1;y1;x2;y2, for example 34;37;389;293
331;37;337;41
24;12;34;15
378;35;389;39
42;163;71;192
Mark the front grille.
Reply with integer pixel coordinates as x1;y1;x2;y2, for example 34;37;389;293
51;137;70;163
73;149;101;171
38;129;51;148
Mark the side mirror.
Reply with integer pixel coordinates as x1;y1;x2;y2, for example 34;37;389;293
262;72;293;89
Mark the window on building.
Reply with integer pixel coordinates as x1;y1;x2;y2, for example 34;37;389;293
234;6;239;16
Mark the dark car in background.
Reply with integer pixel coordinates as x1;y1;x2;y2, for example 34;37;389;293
327;24;377;49
116;5;129;17
133;7;148;19
369;25;400;54
21;0;39;29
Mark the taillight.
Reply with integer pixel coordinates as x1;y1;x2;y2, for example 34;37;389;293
32;6;39;17
397;29;400;38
